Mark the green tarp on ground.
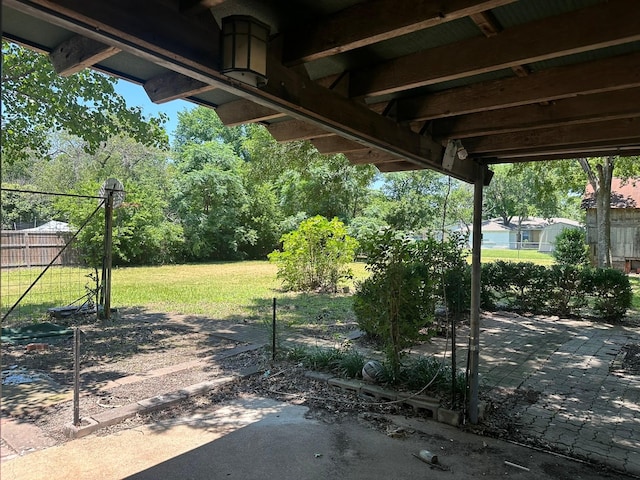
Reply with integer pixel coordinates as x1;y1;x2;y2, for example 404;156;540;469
1;322;73;345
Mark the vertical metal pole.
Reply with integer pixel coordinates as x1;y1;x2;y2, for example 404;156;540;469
101;191;114;320
272;298;277;361
451;312;456;406
469;172;484;424
73;327;80;426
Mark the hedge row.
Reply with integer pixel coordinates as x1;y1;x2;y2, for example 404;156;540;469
478;261;632;321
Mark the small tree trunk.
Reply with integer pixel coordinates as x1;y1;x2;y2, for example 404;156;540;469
578;157;614;268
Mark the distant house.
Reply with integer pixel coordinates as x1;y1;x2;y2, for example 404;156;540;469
454;217;581;251
1;221;77;268
583;177;640;272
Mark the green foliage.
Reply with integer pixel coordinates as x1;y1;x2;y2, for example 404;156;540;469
269;216;358;292
481;261;632;320
353;230;441;375
285;346;365;378
581;268;633;320
2;41;168;165
552;228;589;266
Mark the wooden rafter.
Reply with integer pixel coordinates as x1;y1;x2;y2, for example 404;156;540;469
282;0;517;65
144;71;216;104
464;117;640;155
216;99;286;126
349;0;640;98
396;51;640;122
431;88;640;140
49;34;120;76
266;120;333;142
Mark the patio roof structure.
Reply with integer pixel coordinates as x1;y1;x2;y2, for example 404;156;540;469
3;0;640;423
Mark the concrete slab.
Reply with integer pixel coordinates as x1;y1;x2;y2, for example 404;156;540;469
1;396;630;480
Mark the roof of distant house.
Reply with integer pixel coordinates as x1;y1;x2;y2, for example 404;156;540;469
583;177;640;209
22;220;72;232
454;217;581;232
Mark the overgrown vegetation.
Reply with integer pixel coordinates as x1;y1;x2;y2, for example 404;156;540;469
284;345;466;399
269;216;358;292
353;229;468;378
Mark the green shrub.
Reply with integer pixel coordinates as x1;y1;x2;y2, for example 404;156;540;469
552;228;589;267
268;216;358;292
547;264;586;315
481;260;632;320
353;230;439;375
582;268;633;321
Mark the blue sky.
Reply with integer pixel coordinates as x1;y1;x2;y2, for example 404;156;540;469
115;80;195;140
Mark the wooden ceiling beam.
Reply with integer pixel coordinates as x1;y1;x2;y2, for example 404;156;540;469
489;147;640;164
345;149;402;165
266;120;333;142
49;34;120;76
396;51;640;122
377;161;425;172
215;99;286;126
143;71;216;104
282;0;516;65
350;0;640;98
465;117;640;154
311;136;367;154
432;88;640;140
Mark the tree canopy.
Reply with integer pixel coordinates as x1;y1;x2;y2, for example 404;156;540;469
1;41;168;165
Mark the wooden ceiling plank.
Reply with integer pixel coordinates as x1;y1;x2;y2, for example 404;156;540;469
465;117;640;154
216;99;286;126
49;34;120;76
432;88;640;139
397;51;640;122
283;0;517;66
143;71;216;104
350;0;640;98
266;120;333;142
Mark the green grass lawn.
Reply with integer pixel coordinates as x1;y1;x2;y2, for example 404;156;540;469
478;248;555;266
4;258;639;325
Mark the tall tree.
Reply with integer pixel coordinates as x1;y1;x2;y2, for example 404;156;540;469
1;41;168;165
578;156;640;268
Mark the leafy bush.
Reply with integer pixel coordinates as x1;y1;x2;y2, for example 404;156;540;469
547;264;586;315
353;230;439;375
268;216;358;292
553;228;589;266
285;346;365;378
481;260;632;320
581;268;633;320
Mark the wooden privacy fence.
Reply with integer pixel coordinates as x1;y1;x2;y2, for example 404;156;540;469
1;230;79;268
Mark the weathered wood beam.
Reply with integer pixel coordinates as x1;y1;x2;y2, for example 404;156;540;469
489;147;640;164
266;120;333;142
283;0;516;65
350;0;640;98
465;117;640;154
49;34;120;76
345;149;402;165
311;136;367;154
396;51;640;122
144;71;216;104
215;99;286;126
377;161;425;172
432;88;640;140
